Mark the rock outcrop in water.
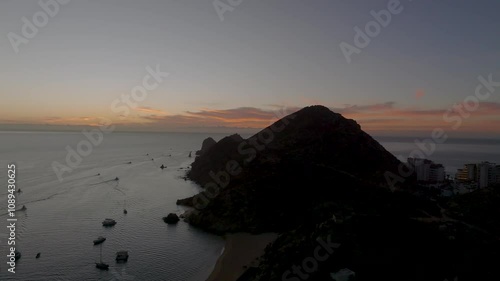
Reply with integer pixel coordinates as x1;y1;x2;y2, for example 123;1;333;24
163;213;180;224
177;105;500;281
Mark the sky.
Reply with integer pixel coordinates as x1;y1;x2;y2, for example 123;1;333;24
1;0;500;137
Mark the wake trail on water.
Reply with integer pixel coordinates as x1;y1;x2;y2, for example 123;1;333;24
0;151;172;217
107;181;126;197
0;192;61;217
88;178;117;186
0;175;125;217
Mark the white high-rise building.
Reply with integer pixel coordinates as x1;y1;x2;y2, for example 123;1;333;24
429;164;445;182
477;162;497;188
408;158;445;183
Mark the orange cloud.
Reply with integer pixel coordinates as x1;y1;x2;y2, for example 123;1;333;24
2;102;499;136
40;116;105;126
338;101;500;134
141;107;288;128
131;102;500;136
134;106;168;115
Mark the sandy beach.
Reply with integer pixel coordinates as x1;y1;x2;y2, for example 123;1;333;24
206;232;278;281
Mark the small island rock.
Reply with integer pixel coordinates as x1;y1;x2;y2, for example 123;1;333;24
163;213;180;224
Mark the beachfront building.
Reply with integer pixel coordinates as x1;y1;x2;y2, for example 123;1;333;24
478;162;495;188
429;164;445;182
407;158;445;183
456;164;477;182
408;158;430;181
456;162;498;188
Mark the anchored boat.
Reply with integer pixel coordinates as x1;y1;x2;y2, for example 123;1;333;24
93;236;106;245
95;244;109;270
116;251;129;263
102;218;117;227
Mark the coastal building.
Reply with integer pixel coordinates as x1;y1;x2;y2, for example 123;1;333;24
456;164;477;182
408;158;430;181
478;162;493;188
407;158;445;183
429;164;445;182
456;162;498;188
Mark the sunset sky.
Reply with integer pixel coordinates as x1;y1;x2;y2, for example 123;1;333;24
1;0;500;137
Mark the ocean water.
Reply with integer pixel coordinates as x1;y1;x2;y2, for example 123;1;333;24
0;131;499;280
376;136;500;176
0;131;226;281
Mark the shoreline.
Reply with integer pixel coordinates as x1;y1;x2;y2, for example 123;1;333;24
206;232;278;281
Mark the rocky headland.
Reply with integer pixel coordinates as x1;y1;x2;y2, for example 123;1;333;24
177;105;500;281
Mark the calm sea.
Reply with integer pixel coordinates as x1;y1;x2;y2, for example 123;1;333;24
376;136;500;176
0;132;499;280
0;131;226;281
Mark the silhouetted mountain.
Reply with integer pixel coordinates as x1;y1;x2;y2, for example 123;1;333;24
195;137;217;156
177;105;500;281
187;105;401;189
179;106;410;231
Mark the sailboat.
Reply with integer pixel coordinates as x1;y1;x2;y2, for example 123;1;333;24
95;244;109;270
123;200;127;214
93;236;106;245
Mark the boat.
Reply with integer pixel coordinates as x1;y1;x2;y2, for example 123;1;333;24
123;209;127;214
15;251;21;261
36;253;41;259
189;151;192;157
102;218;117;227
95;262;109;270
115;251;129;263
20;205;27;211
95;244;109;270
93;236;106;245
17;188;22;193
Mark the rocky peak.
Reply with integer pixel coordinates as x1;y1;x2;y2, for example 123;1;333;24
196;137;217;156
